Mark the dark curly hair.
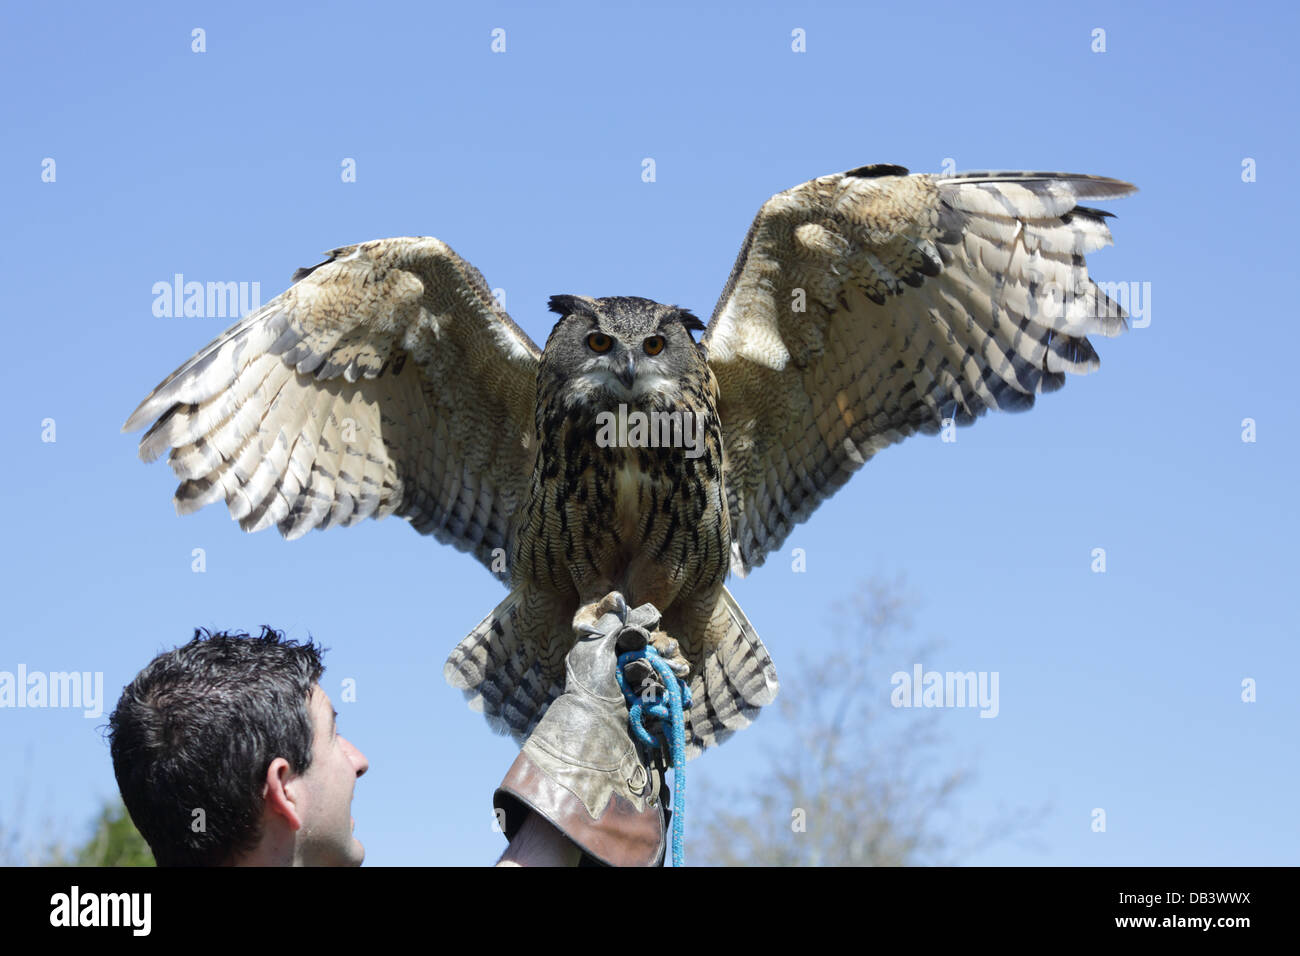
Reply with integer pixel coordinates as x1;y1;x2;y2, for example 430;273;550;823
108;627;325;866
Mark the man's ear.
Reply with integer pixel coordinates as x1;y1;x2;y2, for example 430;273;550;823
263;757;304;831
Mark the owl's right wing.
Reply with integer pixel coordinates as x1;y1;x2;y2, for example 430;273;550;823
123;236;541;574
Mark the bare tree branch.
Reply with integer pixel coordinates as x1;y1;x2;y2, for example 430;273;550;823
689;577;1047;866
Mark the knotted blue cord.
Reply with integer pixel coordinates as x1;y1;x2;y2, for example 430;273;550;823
616;645;691;868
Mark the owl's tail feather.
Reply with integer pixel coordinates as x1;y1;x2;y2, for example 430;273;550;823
443;586;569;744
684;586;780;759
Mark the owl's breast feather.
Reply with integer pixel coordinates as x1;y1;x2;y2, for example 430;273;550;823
612;458;651;548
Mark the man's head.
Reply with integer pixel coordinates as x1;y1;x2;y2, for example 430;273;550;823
108;627;368;866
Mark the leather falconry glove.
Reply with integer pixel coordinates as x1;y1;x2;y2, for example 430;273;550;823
493;592;669;867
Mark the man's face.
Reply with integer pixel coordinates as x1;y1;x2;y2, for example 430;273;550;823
291;685;369;866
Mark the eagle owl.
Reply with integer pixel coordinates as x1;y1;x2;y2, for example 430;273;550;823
124;164;1136;757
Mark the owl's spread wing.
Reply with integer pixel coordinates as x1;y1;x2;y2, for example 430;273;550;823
705;165;1136;575
123;236;541;573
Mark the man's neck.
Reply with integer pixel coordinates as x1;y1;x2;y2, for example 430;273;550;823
229;822;298;866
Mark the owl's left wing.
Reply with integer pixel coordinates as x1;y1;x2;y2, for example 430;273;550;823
704;165;1136;575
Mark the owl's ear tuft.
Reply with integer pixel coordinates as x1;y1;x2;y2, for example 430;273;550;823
547;294;597;319
845;163;910;179
677;309;705;334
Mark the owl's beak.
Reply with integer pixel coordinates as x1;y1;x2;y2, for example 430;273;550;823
616;352;637;389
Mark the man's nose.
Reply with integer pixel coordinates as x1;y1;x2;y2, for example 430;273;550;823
341;736;370;778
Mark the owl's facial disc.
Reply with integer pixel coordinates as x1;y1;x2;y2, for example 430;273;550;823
591;343;671;402
555;300;683;404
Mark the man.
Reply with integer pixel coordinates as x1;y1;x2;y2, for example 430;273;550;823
111;608;666;867
108;627;369;867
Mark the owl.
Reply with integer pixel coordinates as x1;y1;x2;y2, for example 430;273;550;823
124;164;1136;757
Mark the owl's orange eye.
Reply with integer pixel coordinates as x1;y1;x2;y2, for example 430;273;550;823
643;335;666;356
587;332;613;353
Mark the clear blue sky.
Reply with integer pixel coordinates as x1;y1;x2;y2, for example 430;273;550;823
2;0;1296;865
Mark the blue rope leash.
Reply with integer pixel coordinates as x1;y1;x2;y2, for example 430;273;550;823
616;645;692;868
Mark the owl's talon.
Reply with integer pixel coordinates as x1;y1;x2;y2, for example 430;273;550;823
574;591;631;637
603;592;629;622
650;631;690;680
574;595;688;678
